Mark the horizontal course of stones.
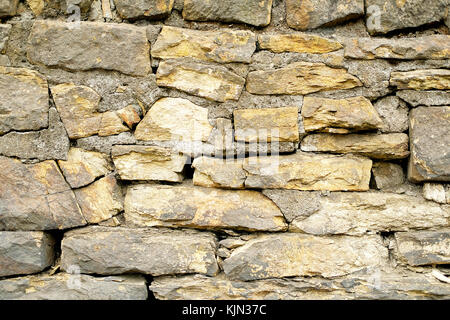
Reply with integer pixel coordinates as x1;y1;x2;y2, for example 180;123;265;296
0;0;449;300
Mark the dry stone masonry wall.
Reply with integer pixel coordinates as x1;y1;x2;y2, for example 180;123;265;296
0;0;449;300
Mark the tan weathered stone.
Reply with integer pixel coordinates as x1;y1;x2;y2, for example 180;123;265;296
61;226;219;276
390;69;450;90
193;157;246;189
344;36;450;60
301;96;383;133
73;175;123;224
243;152;372;191
301;133;410;160
423;183;448;204
156;59;245;102
152;26;256;63
246;62;362;95
290;192;449;235
134;97;213;142
98;111;130;137
58;148;112;188
124;184;287;232
371;162;405;190
233;107;299;143
115;105;142;129
223;233;388;280
112;145;187;182
114;0;173;20
258;33;342;54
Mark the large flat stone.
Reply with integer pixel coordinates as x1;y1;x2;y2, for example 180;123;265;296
156;59;245;102
152;26;256;64
246;62;362;95
182;0;272;27
0;67;49;135
408;107;450;182
390;69;450;90
28;21;150;76
258;33;342;54
397;90;450;107
124;184;287;232
61;226;219;276
290;192;449;235
300;133;410;160
223;233;388;280
0;231;54;277
0;157;86;231
114;0;173;20
0;273;148;300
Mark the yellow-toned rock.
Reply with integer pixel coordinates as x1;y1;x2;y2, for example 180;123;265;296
193;157;246;189
390;69;450;90
134;97;213;142
112;145;187;182
301;133;409;160
233;107;299;143
246;62;362;95
258;33;342;54
152;26;256;63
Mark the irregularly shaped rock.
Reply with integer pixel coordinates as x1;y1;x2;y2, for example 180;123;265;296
61;226;219;276
114;0;173;20
0;157;86;230
76;132;137;155
246;62;362;95
344;36;450;60
244;152;372;191
192;157;246;189
0;24;11;53
301;96;383;133
25;0;61;17
390;69;450;90
73;175;123;224
152;26;256;64
258;33;342;54
58;148;112;188
408;107;450;182
0;232;54;277
395;230;450;266
290;192;449;235
0;0;18;17
0;273;148;300
423;183;448;204
112;145;187;181
182;0;272;27
156;59;245;102
0;67;49;135
124;184;287;232
371;162;405;190
28;20;151;76
150;271;450;300
397;90;450;107
373;96;408;133
365;0;448;34
286;0;364;30
223;233;387;280
233;107;299;143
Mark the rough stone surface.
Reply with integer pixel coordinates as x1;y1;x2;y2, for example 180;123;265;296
223;233;388;280
0;66;49;135
152;26;256;64
365;0;448;34
258;33;342;54
397;90;450;107
301;133;409;160
76;132;137;155
192;157;246;189
134;97;213;142
0;157;86;231
28;21;151;76
182;0;273;27
286;0;364;30
395;230;450;266
0;231;54;277
58;148;113;188
112;145;187;181
233;107;299;143
390;69;450;90
373;96;409;133
0;24;11;53
246;62;362;95
124;184;287;232
371;162;405;190
0;273;148;300
114;0;173;20
423;183;448;204
408;107;450;182
61;226;219;276
156;59;245;102
290;192;449;235
0;0;18;17
301;96;383;133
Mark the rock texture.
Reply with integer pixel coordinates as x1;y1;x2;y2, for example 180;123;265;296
114;0;173;20
258;33;343;54
0;0;18;17
390;69;450;90
397;90;450;107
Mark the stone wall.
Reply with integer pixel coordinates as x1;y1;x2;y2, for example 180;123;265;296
0;0;449;300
